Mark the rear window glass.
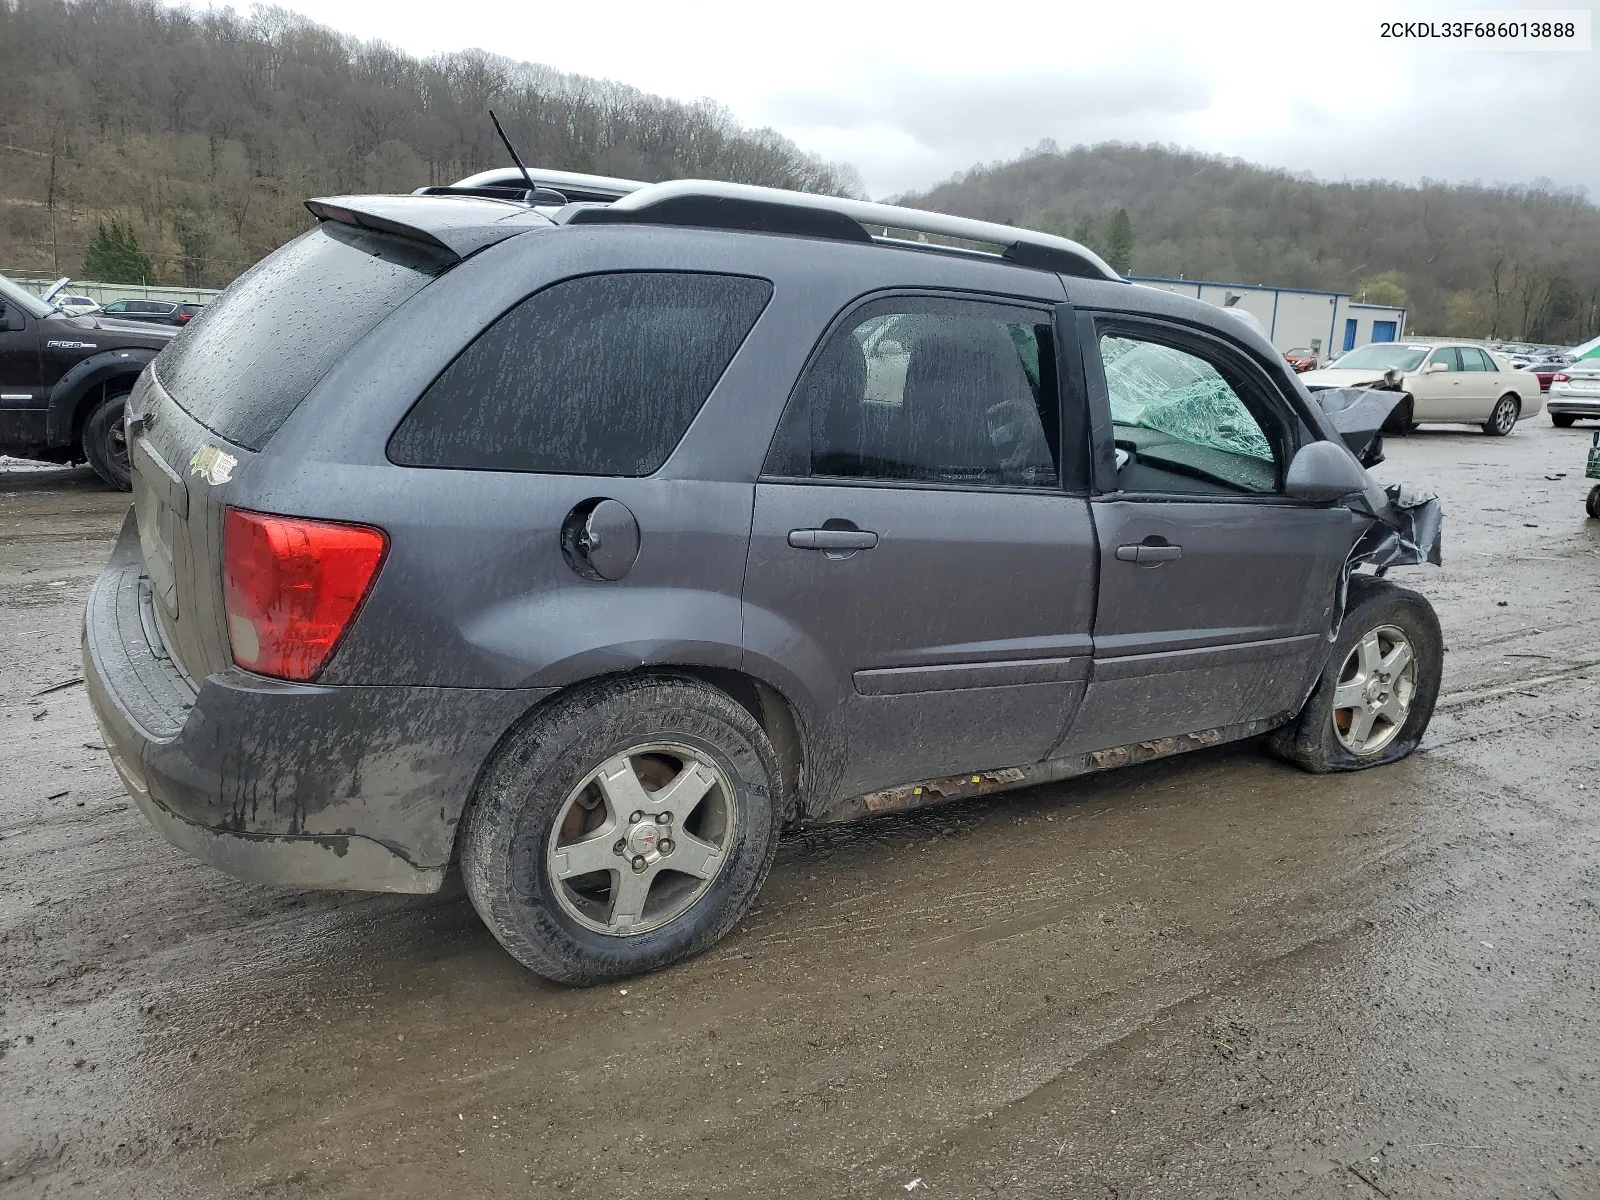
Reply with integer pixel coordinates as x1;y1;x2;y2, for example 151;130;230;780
388;272;772;476
153;223;447;451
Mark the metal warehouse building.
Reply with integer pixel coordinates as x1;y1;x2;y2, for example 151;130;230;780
1131;276;1407;363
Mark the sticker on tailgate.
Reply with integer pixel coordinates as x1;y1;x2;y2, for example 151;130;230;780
188;445;237;485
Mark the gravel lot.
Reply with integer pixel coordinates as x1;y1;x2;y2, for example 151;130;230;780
2;420;1598;1199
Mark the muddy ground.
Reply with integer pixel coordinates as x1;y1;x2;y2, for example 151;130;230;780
1;420;1598;1199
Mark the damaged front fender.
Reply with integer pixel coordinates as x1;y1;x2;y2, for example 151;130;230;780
1348;481;1443;573
1309;385;1407;467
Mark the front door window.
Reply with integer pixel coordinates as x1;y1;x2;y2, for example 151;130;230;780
1100;333;1279;495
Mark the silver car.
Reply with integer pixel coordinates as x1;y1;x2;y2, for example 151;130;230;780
1548;362;1600;427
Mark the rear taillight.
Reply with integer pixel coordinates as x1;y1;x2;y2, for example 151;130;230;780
223;508;388;682
176;312;191;323
1553;373;1570;383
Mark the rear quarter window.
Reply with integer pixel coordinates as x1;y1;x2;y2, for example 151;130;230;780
388;271;773;476
153;223;447;451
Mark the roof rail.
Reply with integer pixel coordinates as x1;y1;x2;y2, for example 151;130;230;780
416;183;572;205
556;179;1123;281
438;167;647;205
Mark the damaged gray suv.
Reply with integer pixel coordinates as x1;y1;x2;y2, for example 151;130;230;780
84;171;1443;984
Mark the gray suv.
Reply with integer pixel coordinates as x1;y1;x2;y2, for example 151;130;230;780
84;174;1443;984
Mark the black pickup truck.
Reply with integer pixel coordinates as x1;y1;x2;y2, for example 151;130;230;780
0;273;177;488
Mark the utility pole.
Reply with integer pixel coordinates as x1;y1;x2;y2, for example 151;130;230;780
47;150;59;275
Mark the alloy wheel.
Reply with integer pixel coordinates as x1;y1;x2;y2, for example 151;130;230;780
546;743;736;936
1331;625;1417;755
109;420;129;479
1490;396;1518;434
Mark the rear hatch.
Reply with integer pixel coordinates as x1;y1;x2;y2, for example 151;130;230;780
126;221;451;685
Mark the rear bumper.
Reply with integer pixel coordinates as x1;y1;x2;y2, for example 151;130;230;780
1547;393;1600;417
84;508;554;893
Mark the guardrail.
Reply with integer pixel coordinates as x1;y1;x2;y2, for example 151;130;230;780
4;275;223;305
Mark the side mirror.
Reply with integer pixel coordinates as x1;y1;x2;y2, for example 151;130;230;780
1285;441;1370;503
0;301;22;332
1426;361;1449;373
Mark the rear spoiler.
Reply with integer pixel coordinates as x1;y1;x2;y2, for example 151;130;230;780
304;195;551;259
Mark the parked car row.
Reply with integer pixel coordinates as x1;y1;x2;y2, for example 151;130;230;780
36;279;207;325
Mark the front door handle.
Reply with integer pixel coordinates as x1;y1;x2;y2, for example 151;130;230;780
1115;542;1182;565
789;528;879;551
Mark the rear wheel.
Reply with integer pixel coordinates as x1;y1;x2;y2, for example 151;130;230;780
82;389;132;490
1482;393;1519;436
1551;413;1576;428
1268;576;1442;773
460;674;783;984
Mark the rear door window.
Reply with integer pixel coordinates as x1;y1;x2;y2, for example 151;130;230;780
153;223;449;451
1460;347;1492;371
763;296;1060;489
389;272;772;476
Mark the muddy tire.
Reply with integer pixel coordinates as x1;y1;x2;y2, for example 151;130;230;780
82;389;132;490
1551;414;1576;428
1268;576;1443;774
1482;394;1519;436
460;673;782;985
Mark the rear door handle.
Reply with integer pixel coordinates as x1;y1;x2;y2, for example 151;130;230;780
1115;542;1182;564
789;528;879;550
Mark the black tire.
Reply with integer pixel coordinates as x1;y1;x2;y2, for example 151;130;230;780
82;389;132;490
460;673;783;985
1268;576;1443;773
1587;485;1600;521
1551;413;1576;428
1482;393;1519;436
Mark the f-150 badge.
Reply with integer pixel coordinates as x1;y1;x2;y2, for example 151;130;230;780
189;444;237;485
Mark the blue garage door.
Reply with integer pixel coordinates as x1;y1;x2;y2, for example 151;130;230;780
1343;318;1357;351
1372;320;1397;343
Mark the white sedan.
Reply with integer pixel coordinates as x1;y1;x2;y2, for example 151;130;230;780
1301;342;1543;436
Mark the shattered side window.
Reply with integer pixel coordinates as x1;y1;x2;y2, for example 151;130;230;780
1101;334;1277;494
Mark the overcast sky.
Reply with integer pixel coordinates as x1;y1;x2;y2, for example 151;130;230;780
253;0;1596;200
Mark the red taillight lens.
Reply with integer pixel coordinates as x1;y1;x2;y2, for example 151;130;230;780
223;508;388;681
1553;373;1571;383
176;312;191;323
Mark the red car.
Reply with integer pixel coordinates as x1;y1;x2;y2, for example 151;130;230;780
1284;347;1318;372
1531;363;1570;392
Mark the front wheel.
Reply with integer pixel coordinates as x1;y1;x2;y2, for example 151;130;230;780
82;390;132;490
460;674;783;985
1587;485;1600;520
1268;576;1443;773
1482;394;1520;436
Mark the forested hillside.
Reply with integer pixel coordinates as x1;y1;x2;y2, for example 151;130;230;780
0;0;859;288
4;1;1596;342
900;142;1600;342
